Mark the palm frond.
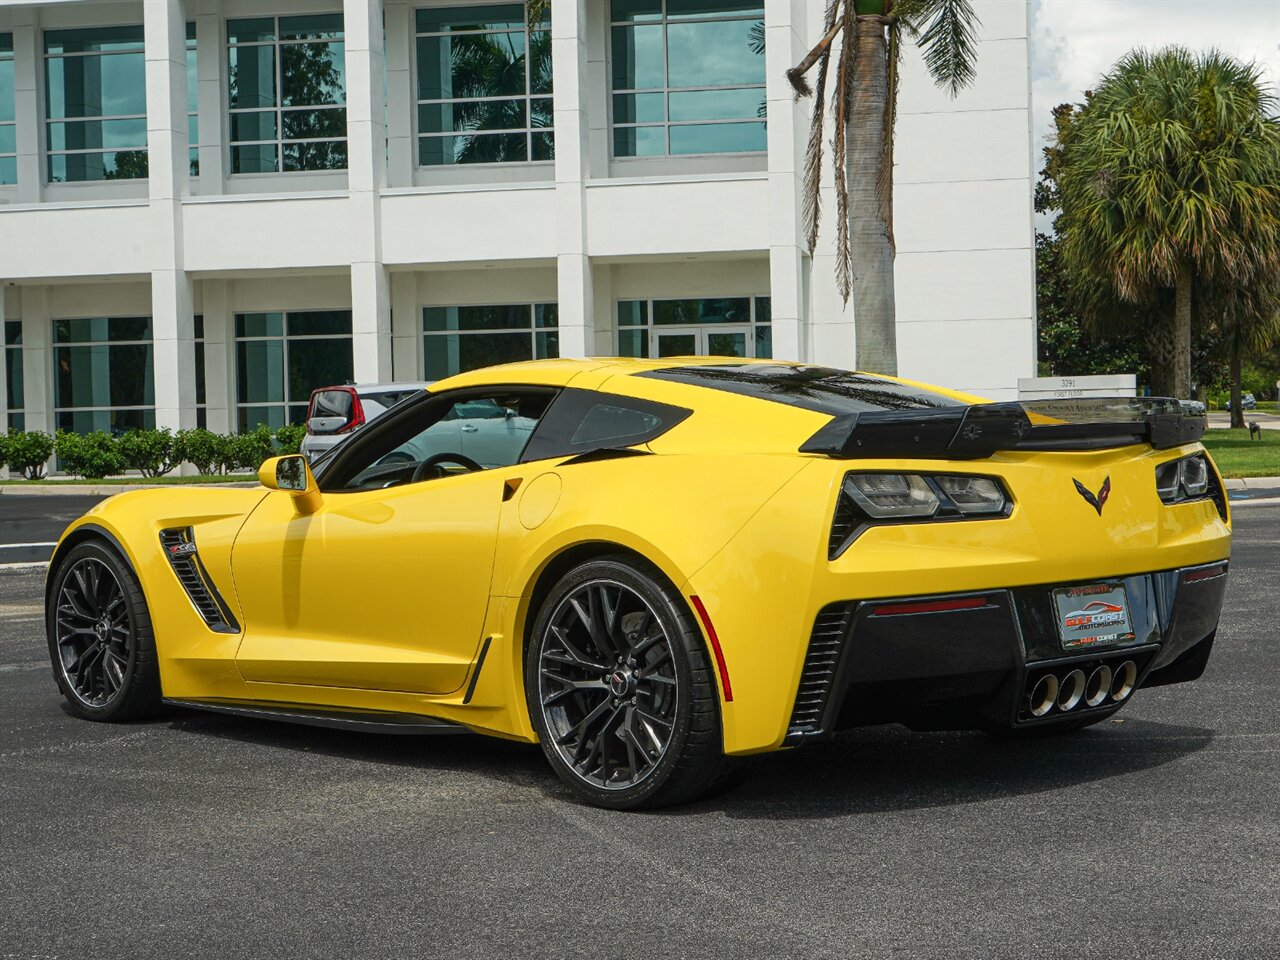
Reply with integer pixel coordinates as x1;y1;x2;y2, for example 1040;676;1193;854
799;0;842;254
898;0;980;96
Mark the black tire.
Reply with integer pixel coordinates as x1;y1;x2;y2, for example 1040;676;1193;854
525;555;740;810
46;539;162;722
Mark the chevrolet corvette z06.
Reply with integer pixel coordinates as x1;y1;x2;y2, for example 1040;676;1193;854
44;359;1230;808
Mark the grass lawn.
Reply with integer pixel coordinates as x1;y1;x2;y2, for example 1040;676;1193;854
1201;429;1280;479
0;474;255;486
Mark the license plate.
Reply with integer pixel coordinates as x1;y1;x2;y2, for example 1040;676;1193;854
1053;583;1136;649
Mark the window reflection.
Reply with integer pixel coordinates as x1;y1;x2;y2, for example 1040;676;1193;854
422;303;559;378
235;310;353;431
416;3;553;166
52;316;155;433
227;13;347;173
44;26;149;182
610;0;765;158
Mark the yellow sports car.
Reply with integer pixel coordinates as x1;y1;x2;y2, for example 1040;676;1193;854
45;359;1231;808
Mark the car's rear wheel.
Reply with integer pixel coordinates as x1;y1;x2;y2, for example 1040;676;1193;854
526;555;740;809
46;540;161;722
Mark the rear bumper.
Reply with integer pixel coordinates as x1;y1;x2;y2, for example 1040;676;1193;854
784;559;1229;744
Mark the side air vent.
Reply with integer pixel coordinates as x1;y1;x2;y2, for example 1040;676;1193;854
158;528;240;634
786;604;854;742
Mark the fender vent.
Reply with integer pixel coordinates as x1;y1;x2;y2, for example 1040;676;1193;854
158;528;240;634
786;604;853;742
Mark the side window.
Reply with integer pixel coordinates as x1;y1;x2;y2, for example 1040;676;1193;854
571;404;662;447
521;388;691;462
320;388;556;492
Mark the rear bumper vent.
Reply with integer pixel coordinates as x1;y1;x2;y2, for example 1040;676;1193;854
785;604;853;743
158;528;240;634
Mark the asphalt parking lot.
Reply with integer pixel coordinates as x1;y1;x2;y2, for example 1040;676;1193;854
0;502;1277;959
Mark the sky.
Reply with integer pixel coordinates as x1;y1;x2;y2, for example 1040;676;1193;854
1029;0;1280;204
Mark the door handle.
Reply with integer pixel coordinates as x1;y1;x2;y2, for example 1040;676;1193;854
461;424;479;433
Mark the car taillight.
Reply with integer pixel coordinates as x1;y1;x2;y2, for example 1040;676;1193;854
829;472;1012;559
1156;452;1224;520
339;391;366;434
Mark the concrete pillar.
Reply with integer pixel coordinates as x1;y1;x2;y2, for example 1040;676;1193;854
201;279;232;433
19;285;49;436
553;0;591;358
195;4;225;193
390;272;421;380
145;0;196;432
345;0;393;383
9;10;41;204
765;0;808;362
385;0;414;188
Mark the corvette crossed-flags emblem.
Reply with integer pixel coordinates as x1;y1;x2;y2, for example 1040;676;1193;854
1073;476;1112;516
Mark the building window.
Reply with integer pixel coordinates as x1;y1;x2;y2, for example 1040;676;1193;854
0;34;15;185
415;3;552;166
423;303;558;379
617;296;771;358
187;23;199;176
193;314;207;429
4;320;22;431
53;317;155;433
235;310;353;431
610;0;765;158
44;26;149;182
227;13;347;174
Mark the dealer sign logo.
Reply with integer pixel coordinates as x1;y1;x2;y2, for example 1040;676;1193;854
1073;476;1111;516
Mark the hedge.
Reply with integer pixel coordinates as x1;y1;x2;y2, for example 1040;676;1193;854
1;424;307;481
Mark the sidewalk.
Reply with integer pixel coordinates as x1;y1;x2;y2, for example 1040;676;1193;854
1224;476;1280;505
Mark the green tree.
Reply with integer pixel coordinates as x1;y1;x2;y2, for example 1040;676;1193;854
787;0;980;375
1054;48;1280;399
1200;276;1280;425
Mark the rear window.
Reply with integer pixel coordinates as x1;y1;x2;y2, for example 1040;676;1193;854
311;389;353;419
639;364;961;416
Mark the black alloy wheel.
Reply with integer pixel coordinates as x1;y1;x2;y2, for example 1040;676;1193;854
47;540;161;721
527;555;741;809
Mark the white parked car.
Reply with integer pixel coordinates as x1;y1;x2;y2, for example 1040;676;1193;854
300;383;430;462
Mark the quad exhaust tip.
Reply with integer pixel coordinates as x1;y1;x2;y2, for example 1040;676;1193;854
1057;669;1086;712
1028;674;1059;717
1084;664;1113;708
1111;660;1137;702
1026;659;1140;717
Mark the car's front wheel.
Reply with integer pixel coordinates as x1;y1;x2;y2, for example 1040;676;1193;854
46;540;161;722
526;555;739;809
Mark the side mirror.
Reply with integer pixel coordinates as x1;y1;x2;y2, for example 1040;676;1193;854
258;455;322;514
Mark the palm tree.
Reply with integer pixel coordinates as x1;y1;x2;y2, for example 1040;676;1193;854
787;0;980;376
1054;48;1280;399
1201;277;1280;428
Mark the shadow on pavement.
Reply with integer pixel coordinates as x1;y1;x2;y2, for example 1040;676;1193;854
163;706;1214;821
164;706;550;783
693;717;1214;821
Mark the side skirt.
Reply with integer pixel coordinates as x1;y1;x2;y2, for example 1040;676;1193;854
163;698;472;736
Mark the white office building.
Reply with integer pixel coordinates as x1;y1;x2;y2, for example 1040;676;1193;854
0;0;1035;446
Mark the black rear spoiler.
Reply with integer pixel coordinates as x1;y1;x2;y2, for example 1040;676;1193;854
799;397;1206;460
